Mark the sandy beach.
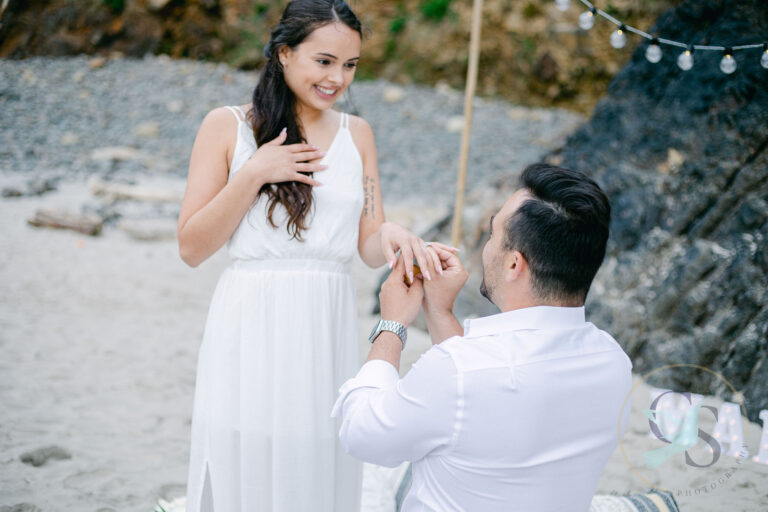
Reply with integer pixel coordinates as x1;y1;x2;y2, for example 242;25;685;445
1;174;767;512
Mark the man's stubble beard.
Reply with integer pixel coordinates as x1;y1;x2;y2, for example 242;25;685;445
480;276;491;303
480;263;494;304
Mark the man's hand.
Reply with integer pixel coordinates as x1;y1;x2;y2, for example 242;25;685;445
423;245;469;315
420;245;467;344
380;255;424;328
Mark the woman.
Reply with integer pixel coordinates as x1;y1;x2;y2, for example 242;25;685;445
177;1;446;510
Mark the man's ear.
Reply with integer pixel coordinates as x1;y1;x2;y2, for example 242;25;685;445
504;250;527;283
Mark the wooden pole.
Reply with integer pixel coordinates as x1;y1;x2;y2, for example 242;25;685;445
450;0;484;248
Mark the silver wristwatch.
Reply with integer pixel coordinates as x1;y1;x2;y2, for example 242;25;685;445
368;319;407;349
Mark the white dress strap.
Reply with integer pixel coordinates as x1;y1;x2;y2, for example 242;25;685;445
225;105;246;123
340;112;348;129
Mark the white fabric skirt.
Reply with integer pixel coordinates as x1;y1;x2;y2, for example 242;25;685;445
186;259;363;512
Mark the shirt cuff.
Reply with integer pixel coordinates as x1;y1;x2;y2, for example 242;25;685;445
330;360;399;418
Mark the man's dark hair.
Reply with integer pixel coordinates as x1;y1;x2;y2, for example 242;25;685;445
503;163;611;304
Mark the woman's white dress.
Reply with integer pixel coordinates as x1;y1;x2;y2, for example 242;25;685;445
186;107;364;511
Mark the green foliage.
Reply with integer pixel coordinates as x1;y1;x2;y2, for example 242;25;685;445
253;3;269;17
222;26;267;69
101;0;125;14
419;0;451;22
603;3;621;18
522;37;536;52
522;2;541;19
354;65;376;81
385;6;407;60
519;37;537;65
384;38;397;59
389;15;406;35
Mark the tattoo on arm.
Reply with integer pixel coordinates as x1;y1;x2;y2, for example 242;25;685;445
364;175;376;218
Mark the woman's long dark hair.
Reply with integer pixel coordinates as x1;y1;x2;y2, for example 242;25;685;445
250;0;362;240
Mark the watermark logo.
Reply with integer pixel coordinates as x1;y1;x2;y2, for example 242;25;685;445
644;390;721;469
618;364;750;497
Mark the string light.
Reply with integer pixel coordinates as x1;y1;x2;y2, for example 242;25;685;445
610;24;627;49
711;403;747;458
753;411;768;467
645;37;662;63
555;0;767;73
761;43;768;69
720;48;737;74
677;46;694;71
578;7;596;30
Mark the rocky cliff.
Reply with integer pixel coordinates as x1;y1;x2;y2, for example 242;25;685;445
569;0;767;422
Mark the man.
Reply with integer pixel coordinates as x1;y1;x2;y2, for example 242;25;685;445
332;164;633;511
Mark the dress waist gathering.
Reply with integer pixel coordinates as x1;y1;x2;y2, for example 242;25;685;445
230;258;351;275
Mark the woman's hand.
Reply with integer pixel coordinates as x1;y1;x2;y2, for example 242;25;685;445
240;128;328;190
379;222;458;284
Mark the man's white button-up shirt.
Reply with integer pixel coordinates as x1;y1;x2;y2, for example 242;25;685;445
332;306;633;511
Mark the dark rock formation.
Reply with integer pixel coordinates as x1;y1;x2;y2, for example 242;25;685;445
557;0;768;421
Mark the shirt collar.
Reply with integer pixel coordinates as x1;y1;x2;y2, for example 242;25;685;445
462;305;586;338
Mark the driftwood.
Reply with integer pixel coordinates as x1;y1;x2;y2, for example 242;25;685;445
90;146;150;163
119;218;178;242
88;177;183;204
27;209;103;236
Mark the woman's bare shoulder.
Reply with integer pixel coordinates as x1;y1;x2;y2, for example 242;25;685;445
200;106;240;132
192;107;241;168
347;113;372;134
346;113;374;157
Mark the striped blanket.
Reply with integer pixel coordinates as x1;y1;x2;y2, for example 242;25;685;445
590;490;680;512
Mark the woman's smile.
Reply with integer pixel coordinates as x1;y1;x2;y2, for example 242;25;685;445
314;85;339;99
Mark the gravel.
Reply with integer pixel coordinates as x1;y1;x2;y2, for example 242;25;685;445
0;55;584;205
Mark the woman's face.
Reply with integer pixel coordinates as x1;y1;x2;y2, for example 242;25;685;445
279;22;361;114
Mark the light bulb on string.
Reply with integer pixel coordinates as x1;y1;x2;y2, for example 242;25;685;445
719;48;737;74
555;0;570;12
645;37;662;63
610;25;627;49
677;45;694;70
761;43;768;69
578;8;596;30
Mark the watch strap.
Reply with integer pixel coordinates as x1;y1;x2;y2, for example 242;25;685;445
369;319;407;348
